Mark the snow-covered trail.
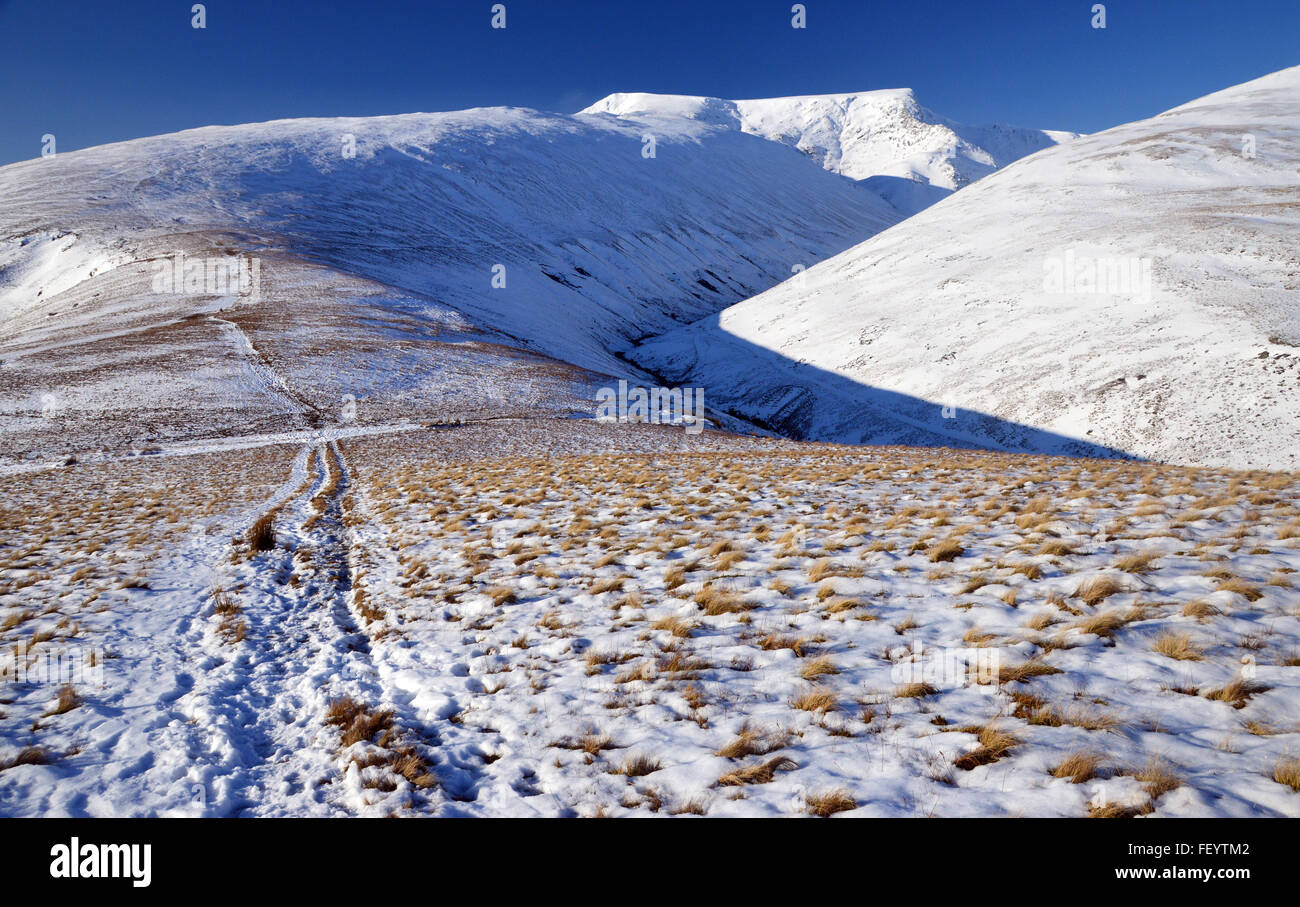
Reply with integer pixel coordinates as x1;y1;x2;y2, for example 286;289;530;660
169;441;375;815
1;440;441;816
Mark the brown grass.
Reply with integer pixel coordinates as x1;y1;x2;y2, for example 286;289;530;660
1273;756;1300;792
617;754;662;777
326;697;395;747
1134;756;1181;799
1215;577;1263;602
717;755;797;786
715;726;788;759
47;684;81;716
1;746;53;771
1115;550;1162;574
954;723;1020;770
1073;574;1127;606
1204;678;1270;708
927;538;965;563
799;656;839;680
246;513;276;552
998;658;1062;684
1051;750;1106;783
791;686;837;713
895;682;937;699
1152;631;1203;661
805;789;857;817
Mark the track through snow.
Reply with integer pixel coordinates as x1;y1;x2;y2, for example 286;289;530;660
2;442;439;816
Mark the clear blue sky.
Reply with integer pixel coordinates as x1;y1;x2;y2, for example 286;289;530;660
1;0;1297;166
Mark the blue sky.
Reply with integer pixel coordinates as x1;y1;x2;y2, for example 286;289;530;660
1;0;1296;165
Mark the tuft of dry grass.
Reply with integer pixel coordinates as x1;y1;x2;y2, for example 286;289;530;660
717;755;796;786
895;682;937;699
664;566;687;590
1051;750;1106;783
758;633;809;656
998;658;1062;684
805;789;857;817
1;746;53;771
954;723;1020;771
47;684;81;716
694;585;751;616
1215;577;1263;602
1073;574;1127;606
927;538;965;563
246;513;276;552
1181;598;1219;619
1134;756;1181;799
326;697;394;747
590;576;625;595
1152;631;1203;661
1273;756;1300;792
651;615;695;638
1204;678;1270;708
799;656;839;680
1071;610;1128;639
487;585;516;606
617;754;662;777
715;726;788;759
1115;550;1162;574
791;686;837;713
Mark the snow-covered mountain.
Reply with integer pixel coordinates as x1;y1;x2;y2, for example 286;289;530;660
583;89;1078;215
630;67;1300;470
0;106;899;461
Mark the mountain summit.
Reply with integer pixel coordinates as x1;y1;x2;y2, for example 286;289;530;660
583;89;1078;214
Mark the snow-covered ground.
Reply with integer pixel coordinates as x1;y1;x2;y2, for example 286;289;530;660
2;423;1298;817
631;66;1300;471
1;69;1298;819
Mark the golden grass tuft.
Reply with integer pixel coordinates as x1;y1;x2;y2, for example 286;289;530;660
799;656;839;680
716;755;796;787
927;537;965;563
617;754;662;777
997;658;1062;684
1134;756;1181;799
805;789;857;817
954;723;1020;771
791;686;837;713
1273;756;1300;792
1051;750;1106;783
1073;574;1126;606
1215;577;1263;602
326;697;394;747
1152;631;1203;661
246;513;276;552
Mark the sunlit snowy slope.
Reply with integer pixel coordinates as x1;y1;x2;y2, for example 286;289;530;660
631;67;1300;470
0;106;899;462
584;89;1077;215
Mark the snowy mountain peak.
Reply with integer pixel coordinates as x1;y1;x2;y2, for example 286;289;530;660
583;89;1079;214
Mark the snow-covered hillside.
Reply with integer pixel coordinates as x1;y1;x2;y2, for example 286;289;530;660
631;67;1300;471
0;106;897;462
583;89;1077;215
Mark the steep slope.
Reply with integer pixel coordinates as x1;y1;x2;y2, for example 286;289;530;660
583;90;1077;215
630;67;1300;470
0;106;898;463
